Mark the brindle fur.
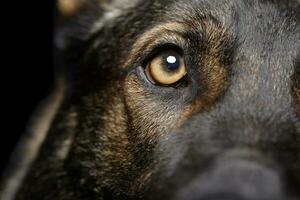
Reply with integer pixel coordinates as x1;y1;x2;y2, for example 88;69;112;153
1;0;300;200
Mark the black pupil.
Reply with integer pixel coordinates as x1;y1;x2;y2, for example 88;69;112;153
164;55;180;71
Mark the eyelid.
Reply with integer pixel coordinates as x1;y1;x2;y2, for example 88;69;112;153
141;43;184;67
123;24;186;69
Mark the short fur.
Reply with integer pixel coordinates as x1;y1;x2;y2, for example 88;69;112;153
1;0;300;200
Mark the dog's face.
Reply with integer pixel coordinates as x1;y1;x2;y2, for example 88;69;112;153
20;0;300;199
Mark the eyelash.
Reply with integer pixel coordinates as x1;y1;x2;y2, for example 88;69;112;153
141;43;184;67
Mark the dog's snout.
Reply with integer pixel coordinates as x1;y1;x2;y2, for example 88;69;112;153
175;150;287;200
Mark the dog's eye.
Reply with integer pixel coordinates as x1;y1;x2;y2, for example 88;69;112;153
145;50;187;85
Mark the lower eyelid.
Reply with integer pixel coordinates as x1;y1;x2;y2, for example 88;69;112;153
135;66;155;87
135;66;182;91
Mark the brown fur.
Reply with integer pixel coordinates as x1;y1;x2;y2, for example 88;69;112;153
3;1;299;199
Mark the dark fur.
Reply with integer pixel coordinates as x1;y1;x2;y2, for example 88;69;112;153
2;0;300;199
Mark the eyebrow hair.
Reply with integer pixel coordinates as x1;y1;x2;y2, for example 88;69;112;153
123;22;187;68
133;22;186;48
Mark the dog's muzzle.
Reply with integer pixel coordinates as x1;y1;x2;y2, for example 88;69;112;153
174;149;288;200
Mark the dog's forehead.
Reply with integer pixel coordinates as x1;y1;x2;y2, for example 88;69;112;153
89;0;299;102
121;0;300;54
126;0;300;74
117;0;299;113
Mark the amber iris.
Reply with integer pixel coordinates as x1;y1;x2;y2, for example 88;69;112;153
146;50;187;85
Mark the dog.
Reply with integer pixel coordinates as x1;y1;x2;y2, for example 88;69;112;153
1;0;300;199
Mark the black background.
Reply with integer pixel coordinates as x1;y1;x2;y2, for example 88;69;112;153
1;0;55;173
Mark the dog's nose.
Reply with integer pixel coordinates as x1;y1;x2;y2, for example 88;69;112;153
174;150;288;200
